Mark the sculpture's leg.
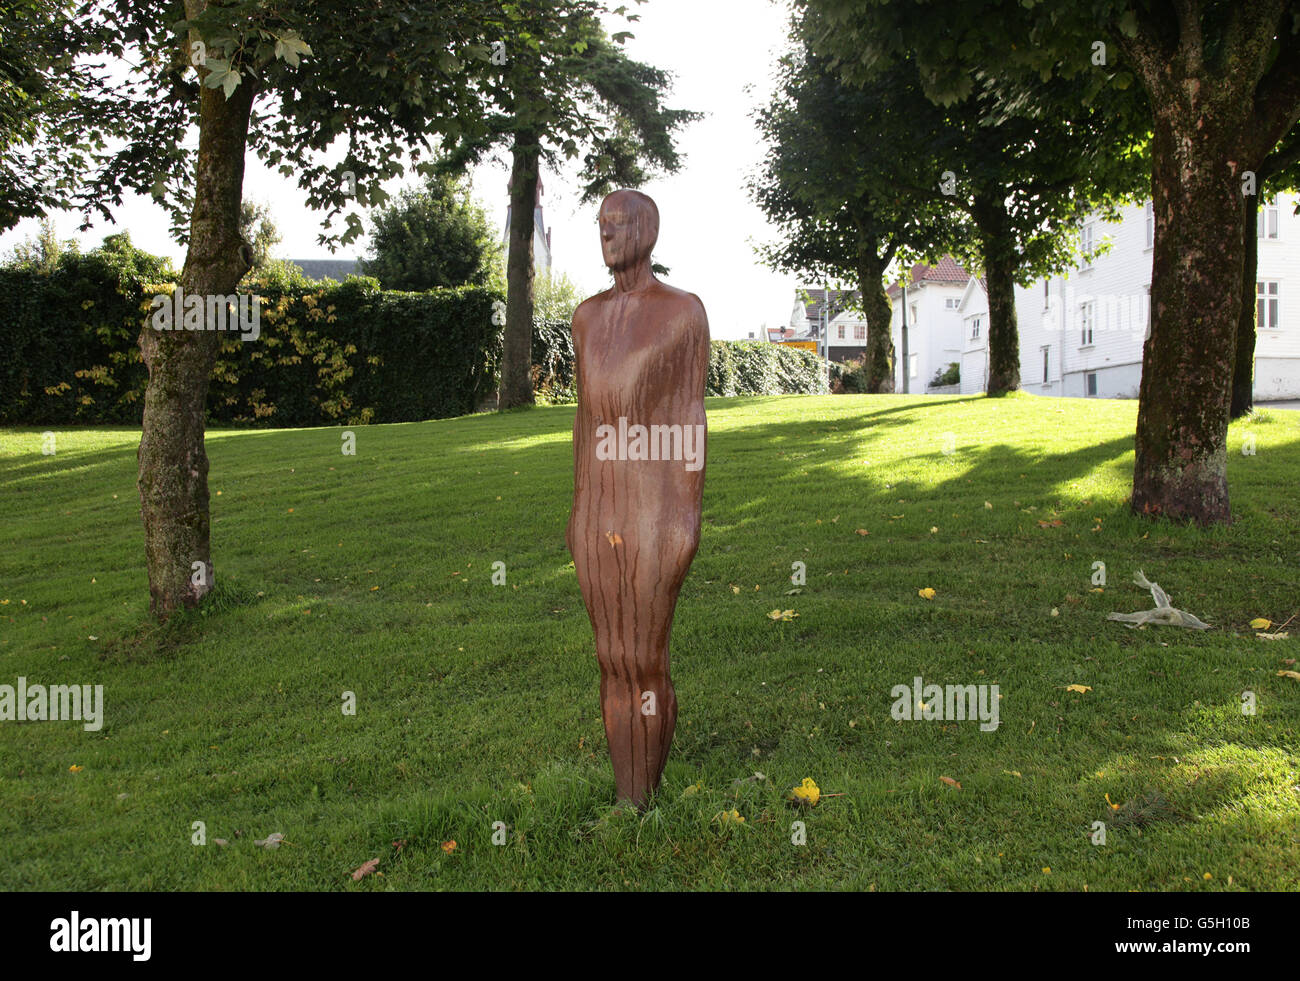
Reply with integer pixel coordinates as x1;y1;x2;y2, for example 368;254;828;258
596;601;678;808
581;526;690;809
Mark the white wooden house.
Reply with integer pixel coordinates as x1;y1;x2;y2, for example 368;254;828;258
1011;193;1300;400
886;257;970;391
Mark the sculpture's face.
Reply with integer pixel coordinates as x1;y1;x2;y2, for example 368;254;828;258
598;194;653;272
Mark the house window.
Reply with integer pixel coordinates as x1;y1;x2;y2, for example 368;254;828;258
945;297;960;309
1043;278;1050;309
837;324;845;340
1257;281;1281;329
1042;347;1050;384
970;316;981;339
910;304;918;323
909;353;919;378
1258;197;1280;240
1144;201;1154;249
1080;301;1095;346
854;324;866;340
1081;221;1095;266
1086;372;1098;396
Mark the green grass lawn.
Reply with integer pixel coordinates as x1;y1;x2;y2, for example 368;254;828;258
2;392;1298;891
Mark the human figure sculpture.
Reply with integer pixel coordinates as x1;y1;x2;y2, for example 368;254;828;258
566;190;709;809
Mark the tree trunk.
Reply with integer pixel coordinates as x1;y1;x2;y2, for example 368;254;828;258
857;242;894;393
1230;192;1259;419
976;198;1020;396
501;135;539;410
136;32;254;619
1130;113;1245;525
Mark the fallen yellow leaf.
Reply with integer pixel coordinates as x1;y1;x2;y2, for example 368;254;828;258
1250;617;1272;630
1065;684;1092;694
1277;670;1300;681
918;587;936;600
940;776;962;789
790;777;821;806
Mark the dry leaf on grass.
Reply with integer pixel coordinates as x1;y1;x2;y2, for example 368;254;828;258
351;858;380;881
940;776;962;789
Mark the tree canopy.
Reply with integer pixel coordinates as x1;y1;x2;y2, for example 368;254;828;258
361;172;501;292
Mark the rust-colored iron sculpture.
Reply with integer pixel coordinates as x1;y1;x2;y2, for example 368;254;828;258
566;190;709;808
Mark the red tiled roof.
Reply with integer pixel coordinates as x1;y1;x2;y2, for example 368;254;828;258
886;256;971;297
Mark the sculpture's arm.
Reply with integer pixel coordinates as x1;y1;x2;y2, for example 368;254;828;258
688;296;711;406
565;302;592;553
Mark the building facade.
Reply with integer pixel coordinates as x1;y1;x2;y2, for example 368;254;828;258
886;257;970;392
1006;193;1300;400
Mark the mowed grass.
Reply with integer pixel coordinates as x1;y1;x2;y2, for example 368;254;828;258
1;392;1298;891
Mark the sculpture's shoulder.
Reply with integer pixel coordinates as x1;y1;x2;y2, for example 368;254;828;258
571;290;612;338
652;282;708;332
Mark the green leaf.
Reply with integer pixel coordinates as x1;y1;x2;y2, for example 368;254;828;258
275;32;313;68
1117;11;1139;38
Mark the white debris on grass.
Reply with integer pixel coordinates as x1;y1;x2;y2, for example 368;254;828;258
1107;570;1211;630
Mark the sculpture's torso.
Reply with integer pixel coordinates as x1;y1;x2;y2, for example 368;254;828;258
566;279;709;806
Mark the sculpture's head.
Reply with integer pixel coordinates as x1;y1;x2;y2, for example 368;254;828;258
598;190;659;274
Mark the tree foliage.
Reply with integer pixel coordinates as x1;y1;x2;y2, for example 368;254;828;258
360;172;501;292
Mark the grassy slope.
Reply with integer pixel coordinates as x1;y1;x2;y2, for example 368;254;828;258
1;393;1297;891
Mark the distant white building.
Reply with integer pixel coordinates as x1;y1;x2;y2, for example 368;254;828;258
886;257;970;392
955;193;1300;400
782;288;868;364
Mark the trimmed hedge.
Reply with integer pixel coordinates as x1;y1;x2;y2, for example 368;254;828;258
2;242;826;425
532;317;575;404
523;322;828;400
1;251;504;426
707;340;828;396
0;236;175;424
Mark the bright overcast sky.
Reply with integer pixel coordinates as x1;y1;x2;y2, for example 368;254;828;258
2;0;800;340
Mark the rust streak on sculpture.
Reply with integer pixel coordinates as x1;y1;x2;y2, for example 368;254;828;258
566;190;709;809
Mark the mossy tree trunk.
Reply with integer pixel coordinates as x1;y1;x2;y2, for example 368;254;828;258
856;228;895;393
1117;3;1300;525
1122;48;1253;525
501;133;539;410
1230;193;1259;420
136;14;254;619
975;195;1020;396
